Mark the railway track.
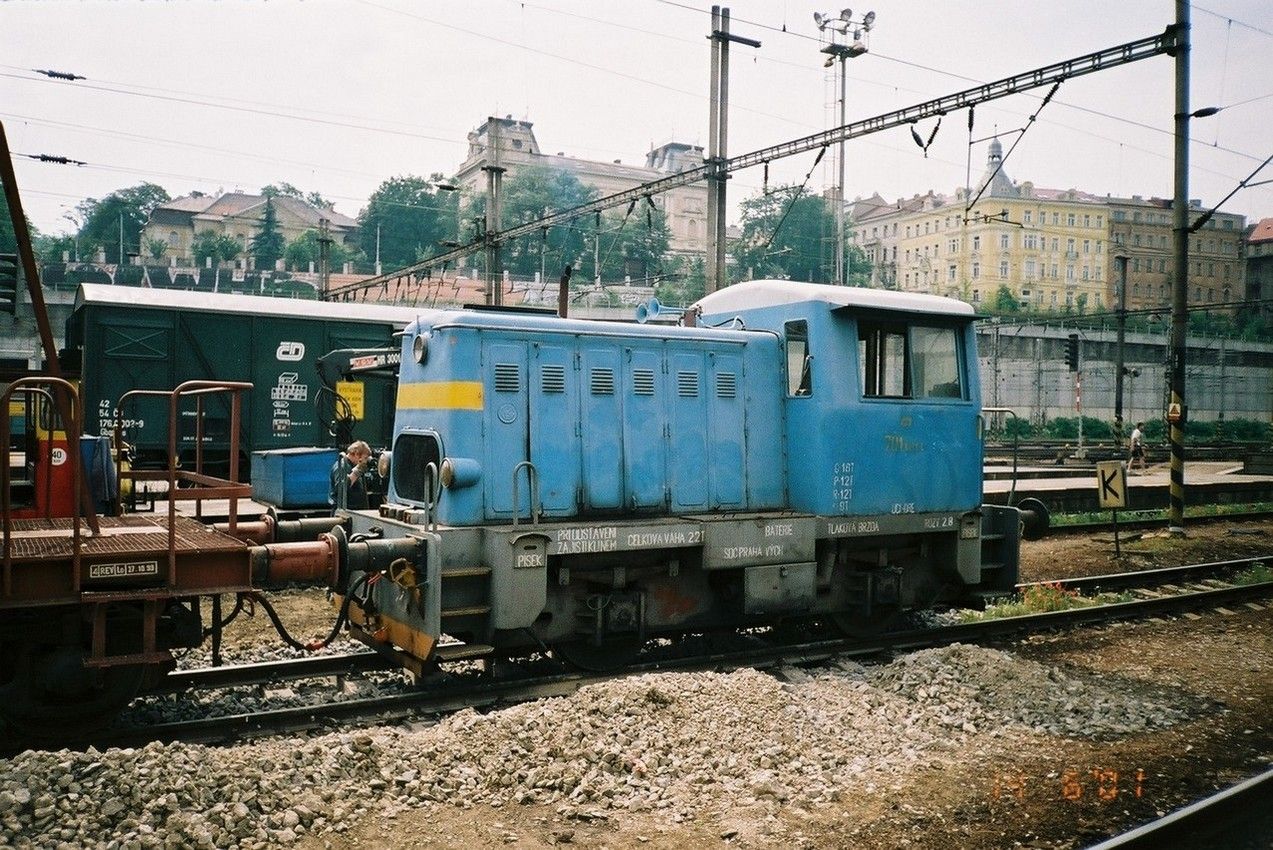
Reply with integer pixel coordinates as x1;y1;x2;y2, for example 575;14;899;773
47;558;1268;754
1050;508;1273;534
1088;767;1273;849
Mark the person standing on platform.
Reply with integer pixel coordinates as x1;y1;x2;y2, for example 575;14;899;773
1128;422;1146;475
330;440;372;510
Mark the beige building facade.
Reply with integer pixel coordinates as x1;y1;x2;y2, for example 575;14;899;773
142;193;357;267
1106;196;1245;311
454;116;708;257
851;140;1247;314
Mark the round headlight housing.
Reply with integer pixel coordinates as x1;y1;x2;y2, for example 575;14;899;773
440;457;455;488
412;333;428;364
377;450;392;480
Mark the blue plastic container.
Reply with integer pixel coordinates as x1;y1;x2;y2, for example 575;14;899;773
251;447;339;509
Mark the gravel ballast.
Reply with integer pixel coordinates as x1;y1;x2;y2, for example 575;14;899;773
0;644;1197;849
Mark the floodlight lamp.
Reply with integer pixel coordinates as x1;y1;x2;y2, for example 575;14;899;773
840;8;853;22
813;11;824;26
863;10;876;28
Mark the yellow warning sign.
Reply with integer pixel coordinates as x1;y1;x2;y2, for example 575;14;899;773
1095;461;1127;509
336;380;365;420
1167;402;1182;423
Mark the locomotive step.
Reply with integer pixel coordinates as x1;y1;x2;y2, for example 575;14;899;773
434;643;495;661
442;566;493;579
441;604;493;618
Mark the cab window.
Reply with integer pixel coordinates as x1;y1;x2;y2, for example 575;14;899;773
859;322;963;400
785;320;812;396
859;322;909;397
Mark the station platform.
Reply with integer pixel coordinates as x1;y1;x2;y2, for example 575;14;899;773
984;462;1273;513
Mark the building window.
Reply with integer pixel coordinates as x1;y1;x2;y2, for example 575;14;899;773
1096;241;1103;254
1133;258;1141;272
972;289;980;302
972;262;980;279
1083;240;1091;254
1051;238;1059;252
1052;213;1060;226
1083;214;1091;227
1025;259;1036;279
1051;264;1059;278
1096;216;1103;227
1133;283;1141;298
1067;238;1076;254
999;260;1009;277
999;233;1010;250
1133;234;1142;247
1066;265;1075;281
1082;267;1090;281
948;265;957;281
972;235;981;251
1024;211;1033;224
167;231;178;247
948;239;957;253
1067;213;1076;226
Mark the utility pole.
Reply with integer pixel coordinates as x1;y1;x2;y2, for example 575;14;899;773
1168;0;1190;535
1113;251;1130;442
483;117;506;306
118;210;124;266
374;222;382;276
318;217;332;296
705;6;760;294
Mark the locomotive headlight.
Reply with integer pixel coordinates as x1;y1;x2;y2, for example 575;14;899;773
412;333;428;364
440;457;481;489
377;450;392;480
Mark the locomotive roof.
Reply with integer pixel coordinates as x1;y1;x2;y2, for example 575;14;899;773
74;283;433;327
415;309;757;343
693;280;976;317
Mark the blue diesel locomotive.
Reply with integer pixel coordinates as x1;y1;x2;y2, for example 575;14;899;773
341;280;1029;671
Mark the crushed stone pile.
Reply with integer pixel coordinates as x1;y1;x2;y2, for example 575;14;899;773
0;644;1195;849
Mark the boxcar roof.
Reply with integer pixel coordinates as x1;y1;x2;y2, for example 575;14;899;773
74;283;432;327
694;280;976;318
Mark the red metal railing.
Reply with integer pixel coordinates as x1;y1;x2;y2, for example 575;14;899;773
113;380;253;585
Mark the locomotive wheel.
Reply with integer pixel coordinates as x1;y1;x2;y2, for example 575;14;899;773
0;643;145;741
552;636;644;672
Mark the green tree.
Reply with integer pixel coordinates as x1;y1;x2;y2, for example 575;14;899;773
34;233;74;262
284;228;349;270
991;284;1021;314
249;200;286;270
261;182;332;212
145;237;169;261
656;255;706;306
358;174;459;272
597;202;671;284
76;183;170;264
463;166;599;280
191;229;242;266
734;186;870;285
0;188;15;254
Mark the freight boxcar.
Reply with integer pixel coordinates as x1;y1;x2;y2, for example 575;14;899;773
61;284;424;469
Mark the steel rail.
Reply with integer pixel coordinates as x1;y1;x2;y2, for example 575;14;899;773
68;578;1271;752
326;29;1177;301
1085;767;1273;849
1024;554;1270;595
158;650;391;694
1049;510;1273;534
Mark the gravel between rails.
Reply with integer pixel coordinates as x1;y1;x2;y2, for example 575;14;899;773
0;643;1199;849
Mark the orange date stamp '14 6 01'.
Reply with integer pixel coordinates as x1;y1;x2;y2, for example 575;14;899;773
991;768;1147;803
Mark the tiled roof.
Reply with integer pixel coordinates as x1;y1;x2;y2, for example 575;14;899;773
1248;217;1273;243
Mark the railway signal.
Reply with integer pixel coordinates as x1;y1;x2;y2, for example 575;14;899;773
0;252;19;314
1064;333;1080;372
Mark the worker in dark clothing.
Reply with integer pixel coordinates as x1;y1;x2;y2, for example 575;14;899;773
330;440;372;511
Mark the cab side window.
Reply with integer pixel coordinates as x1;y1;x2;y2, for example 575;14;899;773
785;320;812;397
859;322;909;398
913;326;963;399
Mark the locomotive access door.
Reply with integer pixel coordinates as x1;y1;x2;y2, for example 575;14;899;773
668;350;708;511
528;342;580;515
483;342;530;519
707;350;745;509
623;345;667;510
580;346;624;511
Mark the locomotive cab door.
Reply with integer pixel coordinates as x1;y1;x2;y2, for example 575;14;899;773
483;342;531;519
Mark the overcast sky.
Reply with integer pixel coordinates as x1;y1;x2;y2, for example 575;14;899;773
2;0;1270;237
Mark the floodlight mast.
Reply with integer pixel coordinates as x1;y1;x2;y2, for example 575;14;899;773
816;9;875;286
